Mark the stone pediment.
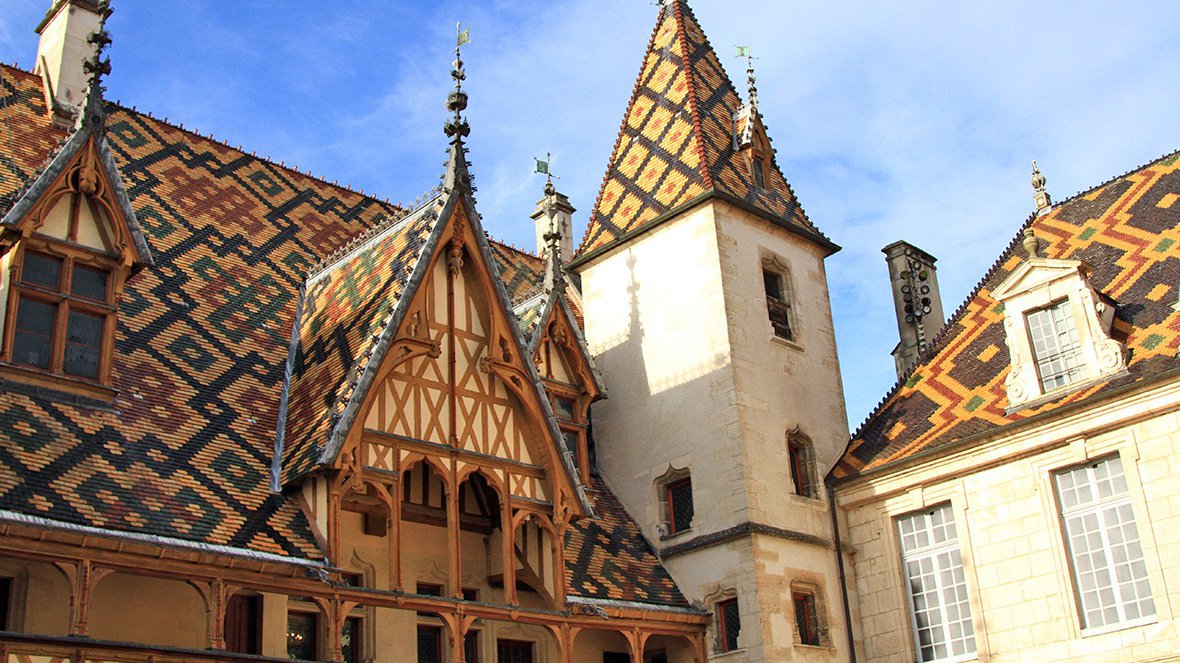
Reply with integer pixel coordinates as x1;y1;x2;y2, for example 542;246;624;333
991;258;1091;301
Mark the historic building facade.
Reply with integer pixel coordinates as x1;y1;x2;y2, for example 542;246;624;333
0;1;1177;663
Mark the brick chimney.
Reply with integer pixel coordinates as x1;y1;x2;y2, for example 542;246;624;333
883;240;946;378
35;0;103;125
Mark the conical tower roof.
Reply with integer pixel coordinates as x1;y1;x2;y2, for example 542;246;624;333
572;0;835;264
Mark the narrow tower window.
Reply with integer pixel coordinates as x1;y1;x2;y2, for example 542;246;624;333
763;268;793;341
666;477;694;535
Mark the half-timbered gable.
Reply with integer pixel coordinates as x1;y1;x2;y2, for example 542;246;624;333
529;288;604;480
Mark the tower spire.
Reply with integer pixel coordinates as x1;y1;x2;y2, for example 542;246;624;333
443;23;473;193
737;46;758;112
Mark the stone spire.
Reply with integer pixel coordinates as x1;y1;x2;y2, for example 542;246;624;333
1031;160;1052;216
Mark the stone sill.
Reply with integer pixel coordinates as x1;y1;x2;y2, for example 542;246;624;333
769;334;804;352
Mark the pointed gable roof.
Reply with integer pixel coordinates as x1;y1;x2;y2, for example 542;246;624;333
1;74;153;267
278;196;441;485
572;0;835;265
831;149;1180;481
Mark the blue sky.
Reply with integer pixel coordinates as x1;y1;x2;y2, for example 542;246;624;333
2;1;1178;430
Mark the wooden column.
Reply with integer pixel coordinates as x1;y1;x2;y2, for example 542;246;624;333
328;482;342;567
441;612;476;663
624;628;649;663
53;559;112;637
447;471;462;599
501;503;517;605
693;633;709;663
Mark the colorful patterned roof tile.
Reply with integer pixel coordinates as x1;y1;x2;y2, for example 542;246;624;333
832;150;1180;480
573;0;832;264
0;63;398;558
280;201;440;484
489;239;545;306
565;477;688;607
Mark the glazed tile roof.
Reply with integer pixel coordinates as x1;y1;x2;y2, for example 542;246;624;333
0;63;396;557
832;150;1180;480
565;477;688;607
573;0;831;263
281;201;440;484
490;240;545;306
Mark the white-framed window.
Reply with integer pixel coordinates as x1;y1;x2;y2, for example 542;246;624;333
1026;299;1084;391
1055;455;1155;631
897;503;976;663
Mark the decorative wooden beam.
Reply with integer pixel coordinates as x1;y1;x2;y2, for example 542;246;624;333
51;559;113;637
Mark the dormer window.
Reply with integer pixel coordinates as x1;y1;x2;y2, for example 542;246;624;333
993;255;1128;409
0;133;152;397
7;245;116;382
1025;299;1084;391
751;156;766;189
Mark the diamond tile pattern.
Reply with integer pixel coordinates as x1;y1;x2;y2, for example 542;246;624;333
577;0;823;259
565;477;688;607
0;64;397;557
834;150;1180;479
282;203;438;484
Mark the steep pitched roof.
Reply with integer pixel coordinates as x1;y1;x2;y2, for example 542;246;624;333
0;63;396;558
279;199;440;484
572;0;833;264
832;150;1180;481
565;477;689;607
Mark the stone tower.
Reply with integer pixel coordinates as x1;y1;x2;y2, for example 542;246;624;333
567;2;854;660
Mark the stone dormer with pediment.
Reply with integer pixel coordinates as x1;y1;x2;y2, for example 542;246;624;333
993;254;1128;409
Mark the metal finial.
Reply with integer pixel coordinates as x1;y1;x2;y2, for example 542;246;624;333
735;46;758;110
444;22;471;141
80;0;114;130
1031;160;1052;216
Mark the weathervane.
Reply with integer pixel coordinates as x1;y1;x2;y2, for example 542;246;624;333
534;152;559;187
735;45;758;110
444;22;471;141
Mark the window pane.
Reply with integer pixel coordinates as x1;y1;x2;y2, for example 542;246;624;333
562;430;579;463
286;612;317;660
465;630;480;663
1056;456;1154;630
1026;300;1083;390
342;616;362;663
793;593;820;646
897;504;976;662
497;639;533;663
418;625;442;663
719;598;741;652
71;263;109;301
13;297;57;369
668;479;694;533
64;310;103;379
21;252;62;290
554;397;575;420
